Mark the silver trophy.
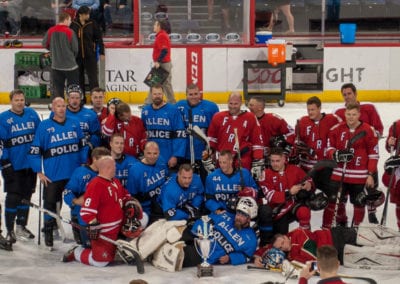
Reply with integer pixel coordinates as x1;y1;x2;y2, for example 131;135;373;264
194;216;216;277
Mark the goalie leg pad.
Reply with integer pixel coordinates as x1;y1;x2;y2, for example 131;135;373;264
356;222;400;247
343;244;400;270
166;225;186;243
152;241;186;272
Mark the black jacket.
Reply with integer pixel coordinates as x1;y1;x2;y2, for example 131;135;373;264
70;19;104;59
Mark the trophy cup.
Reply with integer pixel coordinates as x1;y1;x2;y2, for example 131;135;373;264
194;216;216;277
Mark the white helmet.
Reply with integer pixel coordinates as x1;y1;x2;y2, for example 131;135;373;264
236;197;258;219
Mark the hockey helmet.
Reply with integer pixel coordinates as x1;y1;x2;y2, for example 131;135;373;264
262;247;286;268
66;84;84;100
121;198;144;239
236;197;258;219
107;97;122;108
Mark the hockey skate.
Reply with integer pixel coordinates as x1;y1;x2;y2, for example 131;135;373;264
44;220;54;250
344;244;400;270
6;230;17;244
356;222;400;246
16;225;35;241
62;246;78;262
0;233;12;251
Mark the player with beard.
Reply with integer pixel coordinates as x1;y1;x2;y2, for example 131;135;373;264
182;197;258;267
142;84;186;173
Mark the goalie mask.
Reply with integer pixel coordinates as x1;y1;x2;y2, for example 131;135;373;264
262;247;286;268
236;197;258;219
121;198;144;239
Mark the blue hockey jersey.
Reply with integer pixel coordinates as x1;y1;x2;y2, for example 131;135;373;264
115;154;137;187
141;103;186;163
29;117;88;182
176;99;219;160
126;157;169;215
0;107;41;170
191;212;257;265
159;173;204;221
66;106;101;148
63;165;97;223
205;168;257;213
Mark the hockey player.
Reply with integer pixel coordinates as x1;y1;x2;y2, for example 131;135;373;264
109;133;137;187
66;84;101;150
102;102;146;158
182;197;258;267
127;141;168;223
90;87;108;125
205;150;257;214
176;83;219;181
333;83;384;223
159;163;204;223
247;96;295;165
29;97;88;249
63;147;111;246
257;147;314;246
324;103;380;228
0;89;41;243
62;156;133;266
142;84;186;172
207;92;264;174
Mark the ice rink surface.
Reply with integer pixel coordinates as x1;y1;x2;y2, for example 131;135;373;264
0;102;399;284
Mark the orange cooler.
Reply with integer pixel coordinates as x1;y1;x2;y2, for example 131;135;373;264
267;39;286;66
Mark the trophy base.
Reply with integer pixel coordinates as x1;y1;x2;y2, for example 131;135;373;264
197;264;213;277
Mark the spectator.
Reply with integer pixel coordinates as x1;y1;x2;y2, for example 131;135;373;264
266;1;295;34
0;0;22;36
70;5;105;102
42;12;79;100
144;19;175;105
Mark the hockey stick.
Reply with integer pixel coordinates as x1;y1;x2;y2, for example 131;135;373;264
381;122;400;226
22;200;145;274
38;182;42;246
234;128;245;190
189;125;210;150
188;108;195;167
56;201;67;243
332;130;367;227
247;265;282;272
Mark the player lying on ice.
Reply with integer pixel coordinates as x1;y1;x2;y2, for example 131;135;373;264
253;223;400;278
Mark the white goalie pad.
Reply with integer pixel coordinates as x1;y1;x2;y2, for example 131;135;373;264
356;222;400;247
281;260;300;279
127;219;186;260
152;241;186;272
344;244;400;270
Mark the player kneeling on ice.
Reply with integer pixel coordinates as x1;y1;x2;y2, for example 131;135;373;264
182;197;258;267
62;156;145;267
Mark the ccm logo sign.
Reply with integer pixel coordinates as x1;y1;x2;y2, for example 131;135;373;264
186;47;203;90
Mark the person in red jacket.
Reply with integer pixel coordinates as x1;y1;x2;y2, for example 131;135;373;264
324;103;379;228
207;92;264;172
62;156;132;266
257;147;314;246
298;245;346;284
102;102;146;158
144;19;175;105
333;83;384;224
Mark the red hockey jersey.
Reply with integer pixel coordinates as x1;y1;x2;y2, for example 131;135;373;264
258;112;295;148
80;176;131;239
258;164;313;220
297;113;342;171
102;113;147;157
327;122;379;184
385;119;400;153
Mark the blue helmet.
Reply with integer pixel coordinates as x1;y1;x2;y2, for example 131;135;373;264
262;247;286;268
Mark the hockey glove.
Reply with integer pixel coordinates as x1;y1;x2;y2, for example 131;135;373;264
1;160;15;183
333;149;354;163
295;141;316;158
355;189;384;206
202;157;215;173
294;189;313;203
251;159;265;181
86;222;101;240
384;156;400;171
183;204;200;221
270;135;287;148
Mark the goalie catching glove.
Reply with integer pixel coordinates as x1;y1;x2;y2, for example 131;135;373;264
251;159;265;181
333;149;354;163
384;156;400;171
